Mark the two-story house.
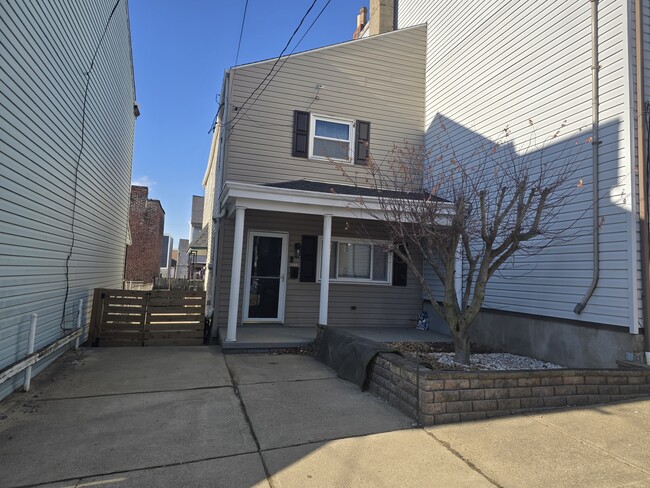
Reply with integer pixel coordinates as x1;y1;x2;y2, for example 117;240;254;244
203;0;650;368
202;24;435;343
0;0;137;400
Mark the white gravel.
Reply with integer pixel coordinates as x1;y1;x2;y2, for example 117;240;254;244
424;352;564;371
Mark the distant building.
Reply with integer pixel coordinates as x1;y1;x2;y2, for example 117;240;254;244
177;239;189;278
189;195;204;242
188;195;207;279
160;234;173;278
124;186;165;284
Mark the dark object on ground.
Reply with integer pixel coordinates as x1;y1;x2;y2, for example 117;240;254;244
267;344;315;355
316;327;399;388
203;317;212;345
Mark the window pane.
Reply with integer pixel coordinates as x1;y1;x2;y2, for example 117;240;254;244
313;138;349;159
315;120;349;140
338;243;371;279
372;246;388;281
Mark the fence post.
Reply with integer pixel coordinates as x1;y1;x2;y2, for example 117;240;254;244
23;313;38;392
142;291;150;347
75;299;83;350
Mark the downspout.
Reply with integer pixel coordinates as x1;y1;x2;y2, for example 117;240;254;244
574;0;601;314
635;0;650;354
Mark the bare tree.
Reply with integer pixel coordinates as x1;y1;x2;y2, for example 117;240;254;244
338;120;588;364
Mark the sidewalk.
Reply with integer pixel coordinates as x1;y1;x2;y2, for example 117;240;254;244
0;347;648;487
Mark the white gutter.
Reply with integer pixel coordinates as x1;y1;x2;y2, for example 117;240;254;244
622;0;642;333
634;0;650;352
207;71;231;314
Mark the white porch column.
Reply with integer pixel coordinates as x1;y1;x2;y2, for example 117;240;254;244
319;214;332;326
226;206;246;342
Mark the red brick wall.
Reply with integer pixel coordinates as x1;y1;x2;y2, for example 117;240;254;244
124;186;165;283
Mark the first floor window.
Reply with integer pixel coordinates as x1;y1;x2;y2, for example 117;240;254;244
317;237;392;284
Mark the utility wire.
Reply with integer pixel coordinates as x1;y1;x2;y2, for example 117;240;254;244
233;0;249;69
60;0;123;330
209;0;249;133
290;0;332;56
227;0;322;132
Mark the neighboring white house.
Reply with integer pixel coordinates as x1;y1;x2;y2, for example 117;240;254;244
394;0;650;367
0;0;137;399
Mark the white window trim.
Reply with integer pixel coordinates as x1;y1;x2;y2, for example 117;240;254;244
316;236;393;285
308;114;355;163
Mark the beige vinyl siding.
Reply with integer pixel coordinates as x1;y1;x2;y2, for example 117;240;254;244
224;25;425;188
215;210;423;329
397;0;633;328
202;143;217;305
0;0;135;399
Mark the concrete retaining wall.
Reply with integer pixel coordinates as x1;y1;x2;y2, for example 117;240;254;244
367;353;650;426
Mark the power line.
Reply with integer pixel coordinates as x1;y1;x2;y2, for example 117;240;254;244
290;0;332;56
233;0;249;67
209;0;249;133
227;0;323;131
60;0;123;330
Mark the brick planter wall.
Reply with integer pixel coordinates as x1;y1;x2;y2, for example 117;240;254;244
367;353;650;426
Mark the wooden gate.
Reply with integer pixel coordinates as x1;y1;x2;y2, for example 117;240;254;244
89;289;206;346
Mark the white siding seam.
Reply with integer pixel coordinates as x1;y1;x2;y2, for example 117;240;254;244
623;0;642;334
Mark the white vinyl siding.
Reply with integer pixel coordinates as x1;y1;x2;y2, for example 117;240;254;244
0;0;136;399
223;25;426;188
398;0;633;328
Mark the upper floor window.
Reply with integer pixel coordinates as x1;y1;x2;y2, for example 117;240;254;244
293;110;370;165
310;116;353;161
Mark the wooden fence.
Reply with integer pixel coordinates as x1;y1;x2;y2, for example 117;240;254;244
89;289;206;346
153;277;205;291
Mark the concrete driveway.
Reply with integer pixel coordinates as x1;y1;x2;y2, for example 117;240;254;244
0;347;649;488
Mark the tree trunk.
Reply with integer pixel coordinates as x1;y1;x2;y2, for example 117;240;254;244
453;331;471;365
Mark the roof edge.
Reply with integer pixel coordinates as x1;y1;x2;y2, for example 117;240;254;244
229;23;427;71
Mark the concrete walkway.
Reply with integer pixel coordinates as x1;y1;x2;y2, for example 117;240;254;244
0;347;648;488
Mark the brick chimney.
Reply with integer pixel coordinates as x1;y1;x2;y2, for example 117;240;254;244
368;0;394;36
353;7;367;39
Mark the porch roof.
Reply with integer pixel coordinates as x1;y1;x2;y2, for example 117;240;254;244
264;180;442;201
220;180;452;221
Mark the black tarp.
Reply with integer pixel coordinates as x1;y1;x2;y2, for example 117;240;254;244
315;327;400;388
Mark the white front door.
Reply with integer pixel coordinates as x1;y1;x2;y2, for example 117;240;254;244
243;231;288;323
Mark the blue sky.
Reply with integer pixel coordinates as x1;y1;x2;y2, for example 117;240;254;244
128;0;365;246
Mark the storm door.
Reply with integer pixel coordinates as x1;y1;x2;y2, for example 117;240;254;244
243;231;288;322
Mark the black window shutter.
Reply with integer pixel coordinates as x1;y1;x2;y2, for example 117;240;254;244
355;120;370;165
392;244;408;286
293;111;310;158
299;235;318;282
